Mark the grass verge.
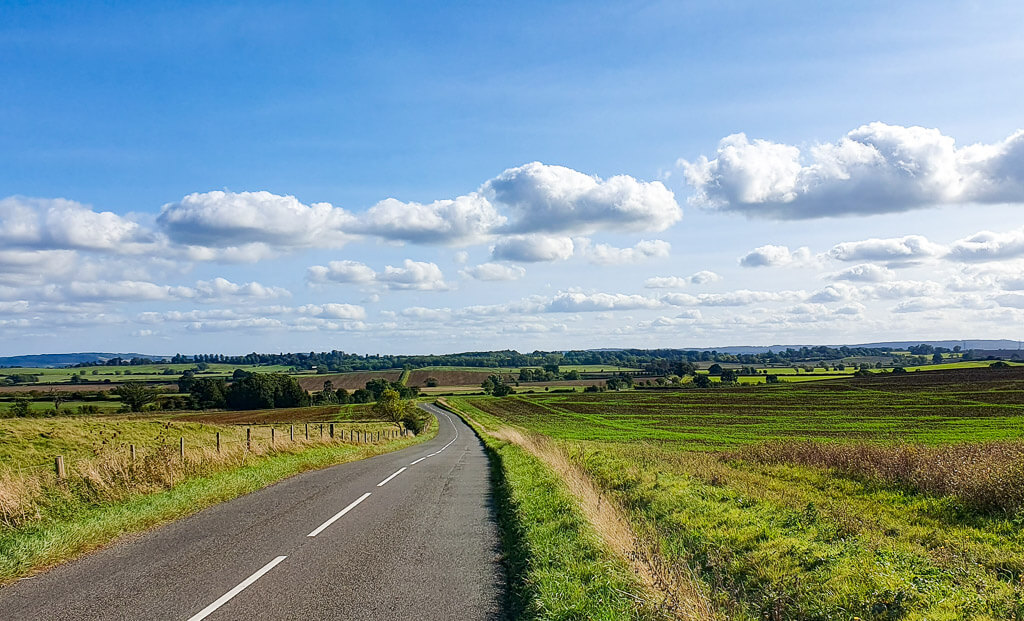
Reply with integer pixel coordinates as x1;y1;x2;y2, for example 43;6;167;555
0;416;435;584
438;399;680;620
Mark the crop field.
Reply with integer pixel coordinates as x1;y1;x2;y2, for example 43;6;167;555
449;366;1024;619
0;363;295;385
406;369;514;387
295;371;401;391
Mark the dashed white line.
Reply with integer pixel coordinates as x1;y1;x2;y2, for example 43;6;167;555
376;467;407;487
409;457;426;465
306;492;372;537
186;555;287;621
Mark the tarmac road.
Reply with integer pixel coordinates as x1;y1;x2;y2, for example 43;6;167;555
0;404;505;620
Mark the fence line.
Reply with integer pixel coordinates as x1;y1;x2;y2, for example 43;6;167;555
10;423;412;481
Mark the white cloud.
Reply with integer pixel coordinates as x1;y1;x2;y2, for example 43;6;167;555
400;306;452;320
307;260;378;284
828;235;945;263
492;235;575;262
0;249;77;285
460;262;527;281
827;264;894;282
485;162;682;234
739;244;813;267
644;270;721;288
193;278;291;301
947;227;1024;262
158;190;352;249
545;291;664;312
297;303;367;320
681;123;1024;218
349;193;504;245
378;260;450;291
582;239;671;265
0;196;155;253
663;289;803;307
308;259;449;290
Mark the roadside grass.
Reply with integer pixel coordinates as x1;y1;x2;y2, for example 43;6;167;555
450;371;1024;619
0;415;435;585
450;403;665;620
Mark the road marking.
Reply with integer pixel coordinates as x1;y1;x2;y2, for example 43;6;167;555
376;467;407;487
307;492;372;537
186;555;287;621
426;412;459;456
410;457;426;465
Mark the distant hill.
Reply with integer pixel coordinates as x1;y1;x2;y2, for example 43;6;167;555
0;353;167;368
681;340;1022;355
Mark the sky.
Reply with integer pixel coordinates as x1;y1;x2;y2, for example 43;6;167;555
2;0;1024;356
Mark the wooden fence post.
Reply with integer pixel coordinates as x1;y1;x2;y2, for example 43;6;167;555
130;444;136;460
247;427;252;451
290;425;294;442
216;432;221;453
329;423;334;439
305;423;309;440
271;427;275;446
320;423;323;438
180;437;185;460
55;455;65;479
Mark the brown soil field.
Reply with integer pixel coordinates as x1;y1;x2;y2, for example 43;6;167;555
406;370;515;387
168;404;380;424
297;371;401;391
0;383;176;394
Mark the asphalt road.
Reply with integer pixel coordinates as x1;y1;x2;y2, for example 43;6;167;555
0;404;505;620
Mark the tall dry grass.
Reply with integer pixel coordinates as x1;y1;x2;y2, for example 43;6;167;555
0;433;392;528
733;440;1024;515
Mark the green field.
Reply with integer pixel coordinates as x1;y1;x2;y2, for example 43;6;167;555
448;366;1024;620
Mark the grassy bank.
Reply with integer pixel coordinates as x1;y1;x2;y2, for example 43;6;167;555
446;402;664;620
0;414;435;584
448;371;1024;620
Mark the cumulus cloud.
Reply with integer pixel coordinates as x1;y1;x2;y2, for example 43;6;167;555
309;259;449;291
827;264;894;282
0;249;77;285
59;278;290;303
460;262;527;281
485;162;682;234
0;196;155;252
349;193;504;245
663;289;803;307
827;235;945;263
947;227;1024;262
158;191;352;249
739;244;813;267
545;292;664;312
492;235;575;262
296;303;366;320
644;270;721;288
581;239;671;265
193;278;291;301
681;123;1024;218
307;260;378;284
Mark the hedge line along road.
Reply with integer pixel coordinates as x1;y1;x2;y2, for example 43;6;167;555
0;404;505;620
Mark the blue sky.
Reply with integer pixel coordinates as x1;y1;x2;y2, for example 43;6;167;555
2;1;1024;355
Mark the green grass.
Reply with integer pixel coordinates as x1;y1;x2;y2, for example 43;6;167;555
447;369;1024;619
0;415;436;584
456;408;656;620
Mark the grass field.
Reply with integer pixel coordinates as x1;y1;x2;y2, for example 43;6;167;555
447;366;1024;620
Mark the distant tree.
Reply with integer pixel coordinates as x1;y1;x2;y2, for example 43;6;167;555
47;388;65;414
990;360;1011;368
707;363;723;376
232;368;252;381
373;388;411;427
765;374;780;384
226;373;309;409
114;382;160;412
365;378;393;400
6;396;31;418
335;388;351;404
351;388;373;404
932;353;944;364
693;374;712;388
891;367;907;374
177;370;196;393
424;377;439;387
189;377;227;409
195;362;209;371
482;374;512;396
720;368;738;384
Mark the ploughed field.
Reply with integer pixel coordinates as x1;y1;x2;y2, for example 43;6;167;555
450;367;1024;620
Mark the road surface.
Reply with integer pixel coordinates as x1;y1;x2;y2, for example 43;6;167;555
0;404;505;620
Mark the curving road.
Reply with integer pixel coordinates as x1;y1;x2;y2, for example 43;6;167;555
0;404;505;620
